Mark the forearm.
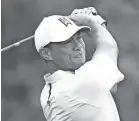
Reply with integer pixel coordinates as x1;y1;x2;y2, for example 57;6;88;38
88;21;118;49
69;7;119;62
87;21;119;62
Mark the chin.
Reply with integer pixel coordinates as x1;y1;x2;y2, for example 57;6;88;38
59;57;86;71
62;62;85;72
71;61;85;70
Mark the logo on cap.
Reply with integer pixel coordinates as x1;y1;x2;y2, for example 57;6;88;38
58;17;72;27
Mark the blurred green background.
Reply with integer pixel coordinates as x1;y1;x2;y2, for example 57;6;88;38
1;0;139;121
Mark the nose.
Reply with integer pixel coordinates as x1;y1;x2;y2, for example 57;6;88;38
73;40;83;51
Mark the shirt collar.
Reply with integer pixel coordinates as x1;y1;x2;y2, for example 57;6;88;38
43;70;74;84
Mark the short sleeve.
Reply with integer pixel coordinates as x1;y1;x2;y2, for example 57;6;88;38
74;54;124;107
76;54;124;90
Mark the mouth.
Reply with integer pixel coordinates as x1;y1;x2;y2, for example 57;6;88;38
70;52;86;63
73;53;85;58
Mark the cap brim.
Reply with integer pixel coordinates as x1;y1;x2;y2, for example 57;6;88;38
78;26;91;32
52;26;91;43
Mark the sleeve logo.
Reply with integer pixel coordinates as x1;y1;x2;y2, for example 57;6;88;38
58;17;73;27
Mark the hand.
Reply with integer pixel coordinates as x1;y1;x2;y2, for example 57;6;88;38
71;7;97;16
68;7;107;27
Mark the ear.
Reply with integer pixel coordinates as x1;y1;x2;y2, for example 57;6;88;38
39;48;53;60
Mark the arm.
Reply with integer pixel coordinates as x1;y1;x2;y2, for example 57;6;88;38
87;22;120;93
69;7;118;64
87;22;118;64
86;17;119;93
77;22;122;91
69;7;122;84
69;7;124;106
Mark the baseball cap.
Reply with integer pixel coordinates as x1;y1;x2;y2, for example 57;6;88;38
34;15;91;52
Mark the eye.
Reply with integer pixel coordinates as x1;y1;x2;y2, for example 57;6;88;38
76;34;83;40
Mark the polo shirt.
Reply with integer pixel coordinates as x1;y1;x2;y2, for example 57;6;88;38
40;54;124;121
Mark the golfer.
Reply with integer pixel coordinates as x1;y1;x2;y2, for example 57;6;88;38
34;7;124;121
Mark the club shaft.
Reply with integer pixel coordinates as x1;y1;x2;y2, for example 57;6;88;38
1;35;34;52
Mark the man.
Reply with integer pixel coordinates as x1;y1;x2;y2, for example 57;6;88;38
34;7;124;121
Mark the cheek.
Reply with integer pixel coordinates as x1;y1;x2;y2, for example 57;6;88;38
52;44;73;62
60;43;74;55
52;48;73;69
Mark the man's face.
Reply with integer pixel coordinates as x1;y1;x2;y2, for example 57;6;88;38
48;31;86;71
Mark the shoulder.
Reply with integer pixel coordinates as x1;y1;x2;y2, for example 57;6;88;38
75;54;124;90
76;54;118;78
77;53;123;75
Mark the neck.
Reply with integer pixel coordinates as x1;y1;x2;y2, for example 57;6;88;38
45;61;59;74
45;61;75;74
